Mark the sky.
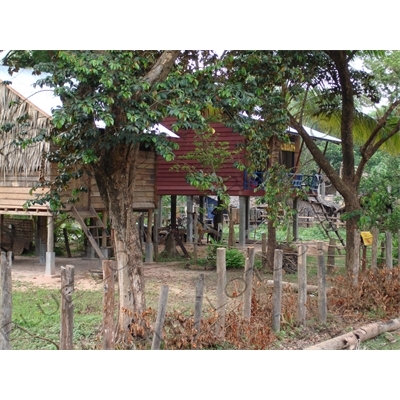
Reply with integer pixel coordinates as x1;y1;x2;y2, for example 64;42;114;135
2;2;398;50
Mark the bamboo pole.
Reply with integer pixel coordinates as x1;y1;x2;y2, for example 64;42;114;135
151;285;169;350
60;265;74;350
272;249;283;333
216;248;227;338
297;244;307;327
317;241;327;324
0;251;12;350
102;260;115;350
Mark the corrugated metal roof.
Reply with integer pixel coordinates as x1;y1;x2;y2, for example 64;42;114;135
287;126;341;143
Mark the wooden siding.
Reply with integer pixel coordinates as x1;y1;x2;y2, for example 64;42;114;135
157;118;247;196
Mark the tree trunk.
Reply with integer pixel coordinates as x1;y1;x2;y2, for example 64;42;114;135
92;143;146;343
305;318;400;350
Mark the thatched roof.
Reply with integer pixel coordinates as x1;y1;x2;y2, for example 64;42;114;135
0;66;53;176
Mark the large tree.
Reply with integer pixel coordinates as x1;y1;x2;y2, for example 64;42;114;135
2;50;259;342
216;50;400;275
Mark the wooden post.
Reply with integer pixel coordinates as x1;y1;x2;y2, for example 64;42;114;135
361;245;367;273
45;215;55;276
151;285;169;350
292;196;299;241
145;209;153;263
297;244;307;327
193;207;198;264
102;260;115;350
398;230;400;267
153;208;159;262
371;226;378;271
216;248;227;338
261;233;267;270
327;238;336;275
238;196;246;247
194;274;204;338
101;211;108;250
272;249;283;333
0;251;12;350
385;231;393;269
353;230;360;285
186;196;193;243
242;246;255;321
317;241;327;324
60;265;74;350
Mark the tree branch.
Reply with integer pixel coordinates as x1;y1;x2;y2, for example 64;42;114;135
142;50;181;86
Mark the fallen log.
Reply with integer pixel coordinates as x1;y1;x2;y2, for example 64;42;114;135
304;318;400;350
264;280;332;294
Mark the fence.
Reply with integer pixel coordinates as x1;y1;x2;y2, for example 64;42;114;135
2;227;399;350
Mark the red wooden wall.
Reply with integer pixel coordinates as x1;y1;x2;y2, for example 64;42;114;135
157;117;258;197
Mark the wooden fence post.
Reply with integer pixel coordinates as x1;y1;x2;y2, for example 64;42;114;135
194;274;204;339
193;208;198;264
398;230;400;267
327;238;336;275
0;251;12;350
60;265;74;350
317;242;327;324
385;231;393;269
151;285;169;350
262;233;267;270
297;244;307;327
242;246;255;322
216;248;227;338
353;230;360;285
272;249;283;333
371;226;378;271
102;260;115;350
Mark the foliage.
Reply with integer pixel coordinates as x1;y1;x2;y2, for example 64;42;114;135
255;163;303;228
205;240;245;268
358;155;400;232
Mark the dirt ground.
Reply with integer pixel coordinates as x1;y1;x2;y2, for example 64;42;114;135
10;243;255;313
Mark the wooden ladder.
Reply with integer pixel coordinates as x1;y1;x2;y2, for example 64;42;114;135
70;206;112;260
309;196;346;251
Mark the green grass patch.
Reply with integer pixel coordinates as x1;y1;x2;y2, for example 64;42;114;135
10;284;103;350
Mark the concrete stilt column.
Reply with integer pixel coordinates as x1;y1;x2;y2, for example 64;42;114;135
45;215;55;276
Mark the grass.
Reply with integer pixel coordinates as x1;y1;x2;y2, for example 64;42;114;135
10;282;103;350
362;331;400;350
